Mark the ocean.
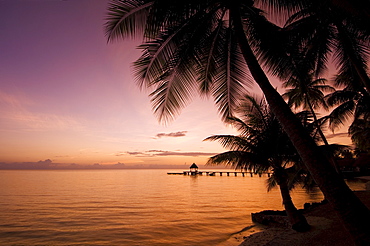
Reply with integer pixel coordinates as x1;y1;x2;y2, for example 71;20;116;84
0;169;365;246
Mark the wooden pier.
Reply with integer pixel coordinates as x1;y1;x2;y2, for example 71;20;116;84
167;171;271;177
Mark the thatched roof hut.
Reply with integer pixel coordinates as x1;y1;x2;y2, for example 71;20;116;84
190;163;198;172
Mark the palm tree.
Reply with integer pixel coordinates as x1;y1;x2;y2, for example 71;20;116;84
205;95;310;231
327;73;370;154
281;69;342;172
282;73;334;144
327;72;370;126
105;1;370;243
349;119;370;153
271;0;370;94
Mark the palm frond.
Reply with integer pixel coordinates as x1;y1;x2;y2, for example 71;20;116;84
206;151;269;171
266;175;278;192
211;27;250;121
203;135;253;151
325;90;358;107
245;7;294;79
334;22;369;78
318;143;351;158
105;0;153;42
237;94;269;127
196;9;227;95
349;119;370;151
327;100;355;130
149;61;197;123
355;95;370;119
226;116;259;137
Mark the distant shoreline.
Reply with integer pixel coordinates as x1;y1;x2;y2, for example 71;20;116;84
0;162;232;170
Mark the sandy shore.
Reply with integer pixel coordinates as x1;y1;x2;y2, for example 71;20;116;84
230;190;370;246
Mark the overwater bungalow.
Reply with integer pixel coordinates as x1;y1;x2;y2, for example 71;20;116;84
190;163;198;175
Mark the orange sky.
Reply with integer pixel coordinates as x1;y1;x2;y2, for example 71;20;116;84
0;0;352;167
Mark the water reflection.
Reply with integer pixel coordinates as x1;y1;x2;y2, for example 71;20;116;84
0;170;365;246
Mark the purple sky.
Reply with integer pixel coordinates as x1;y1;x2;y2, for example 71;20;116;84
0;0;351;167
0;0;242;166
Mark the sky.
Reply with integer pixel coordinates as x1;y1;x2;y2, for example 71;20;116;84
0;0;351;168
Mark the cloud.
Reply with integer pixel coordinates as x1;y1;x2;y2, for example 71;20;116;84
124;149;217;157
12;113;83;131
155;151;217;157
0;91;31;108
0;91;84;132
124;151;144;156
155;131;187;138
326;132;349;139
0;160;127;170
0;159;55;169
54;155;70;158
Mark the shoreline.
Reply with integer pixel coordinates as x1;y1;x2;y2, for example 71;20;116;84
218;224;268;246
237;215;339;246
222;190;370;246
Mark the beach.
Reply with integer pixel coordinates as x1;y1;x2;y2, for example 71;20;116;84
233;190;370;246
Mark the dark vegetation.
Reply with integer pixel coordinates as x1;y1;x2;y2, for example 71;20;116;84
105;1;370;244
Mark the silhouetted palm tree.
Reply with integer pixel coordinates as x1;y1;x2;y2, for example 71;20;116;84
273;0;370;94
205;95;310;231
327;73;370;155
349;119;370;153
105;1;370;243
283;73;334;144
327;73;370;128
282;69;342;172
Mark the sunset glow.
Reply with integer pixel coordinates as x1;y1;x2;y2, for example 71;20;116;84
0;0;351;168
0;0;241;167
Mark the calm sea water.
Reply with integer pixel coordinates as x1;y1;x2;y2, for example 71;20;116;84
0;169;365;246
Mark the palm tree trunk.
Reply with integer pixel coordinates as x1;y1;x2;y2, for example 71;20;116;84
230;6;370;245
306;99;340;173
274;168;310;232
279;183;309;231
306;100;329;145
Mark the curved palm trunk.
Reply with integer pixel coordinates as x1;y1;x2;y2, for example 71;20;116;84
274;168;310;232
230;6;370;245
279;183;310;231
306;99;329;145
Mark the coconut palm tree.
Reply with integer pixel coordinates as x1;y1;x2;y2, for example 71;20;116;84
282;73;334;144
105;1;370;243
205;95;310;231
326;72;370;155
327;72;370;128
269;0;370;94
349;118;370;153
281;66;342;172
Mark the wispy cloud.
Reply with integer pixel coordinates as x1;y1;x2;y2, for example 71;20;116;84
0;91;83;131
0;91;32;108
11;112;83;131
154;131;188;139
124;151;143;156
326;132;349;139
122;149;217;157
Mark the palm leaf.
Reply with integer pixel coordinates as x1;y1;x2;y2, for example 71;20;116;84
203;135;253;151
327;100;355;130
206;151;269;171
211;26;250;120
105;0;153;42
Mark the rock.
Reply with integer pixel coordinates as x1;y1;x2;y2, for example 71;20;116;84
251;210;290;228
